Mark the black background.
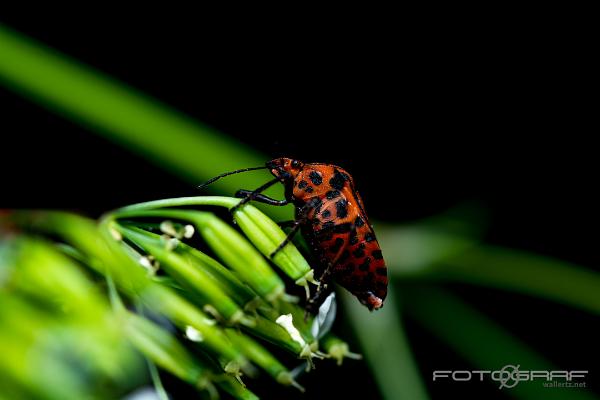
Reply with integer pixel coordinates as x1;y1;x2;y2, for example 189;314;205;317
1;13;597;400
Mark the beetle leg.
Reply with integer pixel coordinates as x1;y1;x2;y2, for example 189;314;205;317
269;221;303;258
230;178;281;212
277;220;296;228
305;272;334;316
234;189;289;206
269;202;314;258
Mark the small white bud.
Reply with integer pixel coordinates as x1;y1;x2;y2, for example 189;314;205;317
185;326;204;342
183;224;195;238
276;313;306;347
139;256;159;274
159;220;178;237
139;256;153;270
160;235;179;251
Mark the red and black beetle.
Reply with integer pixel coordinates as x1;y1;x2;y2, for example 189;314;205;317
202;158;388;311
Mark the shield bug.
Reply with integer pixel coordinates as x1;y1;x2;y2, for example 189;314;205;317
200;158;388;311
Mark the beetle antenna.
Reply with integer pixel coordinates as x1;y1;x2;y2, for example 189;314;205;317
198;166;266;190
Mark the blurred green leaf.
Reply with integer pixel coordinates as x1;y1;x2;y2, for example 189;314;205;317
380;221;600;315
0;24;290;219
341;290;430;400
441;246;600;315
402;285;597;400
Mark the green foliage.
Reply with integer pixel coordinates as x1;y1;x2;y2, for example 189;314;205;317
1;200;353;399
1;23;599;400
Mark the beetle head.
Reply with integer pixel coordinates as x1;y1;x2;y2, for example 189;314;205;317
266;158;304;182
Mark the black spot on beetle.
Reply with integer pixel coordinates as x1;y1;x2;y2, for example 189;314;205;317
355;216;365;227
304;186;314;193
326;190;340;200
298;180;308;189
365;272;375;285
358;257;371;271
329;170;347;190
372;250;383;260
309;171;323;185
336;199;348;218
333;222;352;233
352;247;365;258
376;281;387;291
376;267;387;276
349;230;359;245
321;209;331;218
364;232;376;242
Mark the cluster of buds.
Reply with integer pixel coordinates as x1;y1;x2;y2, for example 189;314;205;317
0;196;361;399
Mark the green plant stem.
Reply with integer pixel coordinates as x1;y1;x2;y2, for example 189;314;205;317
377;221;600;315
8;211;243;363
111;208;287;302
114;197;314;287
224;328;299;389
381;224;600;315
116;196;241;211
341;290;430;400
117;225;248;324
147;359;170;400
242;314;304;356
441;246;600;315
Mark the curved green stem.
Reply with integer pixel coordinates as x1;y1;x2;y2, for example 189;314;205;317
379;224;600;315
115;196;240;213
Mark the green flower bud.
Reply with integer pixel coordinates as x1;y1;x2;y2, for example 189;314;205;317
224;328;304;392
113;208;286;303
117;225;249;325
321;334;362;366
124;311;210;389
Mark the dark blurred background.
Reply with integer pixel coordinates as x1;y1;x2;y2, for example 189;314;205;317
1;14;597;399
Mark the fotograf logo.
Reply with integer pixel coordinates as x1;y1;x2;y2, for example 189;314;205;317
433;365;588;389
